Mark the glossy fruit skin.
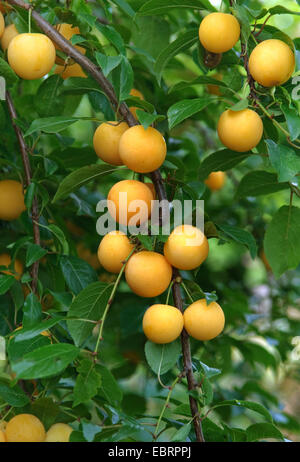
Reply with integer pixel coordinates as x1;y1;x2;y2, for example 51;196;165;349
184;299;225;341
119;125;167;173
54;63;86;79
125;251;172;298
205;171;226;191
1;24;18;50
93;121;129;166
217;109;263;152
44;423;73;442
164;225;209;271
97;231;133;273
0;180;26;221
249;39;295;87
199;13;240;53
107;180;153;226
5;414;46;442
54;23;85;64
0;254;23;280
8;33;55;80
129;88;144;119
0;11;4;38
143;304;184;344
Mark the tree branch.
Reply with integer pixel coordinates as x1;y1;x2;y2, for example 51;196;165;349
7;0;204;441
6;91;40;293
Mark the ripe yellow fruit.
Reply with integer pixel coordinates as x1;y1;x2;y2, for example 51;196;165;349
0;179;26;221
0;421;7;432
249;39;295;88
93;121;129;166
205;171;226;191
184;299;225;341
97;231;133;273
129;88;144;119
125;251;172;298
0;430;6;442
54;23;85;64
0;254;23;280
119;125;167;173
199;13;240;53
54;62;86;79
5;414;46;442
1;23;18;50
217;109;263;152
143;304;184;344
44;423;73;442
164;225;209;271
107;179;153;226
8;33;55;80
0;11;4;38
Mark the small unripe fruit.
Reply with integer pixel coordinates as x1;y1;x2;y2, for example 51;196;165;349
54;23;85;64
199;13;240;53
5;414;46;442
1;24;18;51
119;125;167;173
249;39;295;87
107;179;153;226
143;304;184;344
205;171;226;191
183;299;225;341
93;121;129;166
97;231;133;273
8;33;55;80
129;88;144;119
44;423;73;442
54;63;86;79
164;225;209;271
217;109;263;152
0;180;26;221
125;251;172;298
0;254;23;280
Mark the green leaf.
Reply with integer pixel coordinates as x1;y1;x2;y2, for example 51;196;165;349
217;224;257;259
109;0;135;18
211;399;273;423
168;96;215;129
11;344;80;379
246;423;284;442
35;75;64;117
60;256;99;295
136;110;165;130
42;224;69;255
95;53;122;78
67;281;112;346
264;206;300;278
138;0;215;16
0;382;30;407
26;243;48;267
73;359;102;406
96;365;123;405
30;398;60;430
281;104;300;141
0;275;15;295
169;75;228;94
154;29;199;83
236;171;289;198
229;99;248;111
268;5;300;16
266;140;300;182
171;423;191;442
199;149;251;180
53;164;119;202
96;23;126;55
12;317;64;343
0;57;19;85
22;293;43;328
197;361;221;379
145;339;181;375
25;116;79;136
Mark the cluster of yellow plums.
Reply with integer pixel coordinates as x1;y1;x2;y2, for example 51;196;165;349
0;414;73;442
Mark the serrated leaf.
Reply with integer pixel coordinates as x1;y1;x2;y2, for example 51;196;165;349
211;399;273;423
0;382;30;407
95;53;122;78
281;104;300;141
96;365;123;405
138;0;215;16
60;256;99;296
246;422;284;442
73;359;102;406
25;116;79;136
218;224;257;259
0;274;15;295
266;140;300;182
199;149;251;180
145;339;181;375
26;243;48;267
136;110;165;129
169;75;228;94
236;171;289;198
168;96;215;129
22;293;42;328
171;423;191;442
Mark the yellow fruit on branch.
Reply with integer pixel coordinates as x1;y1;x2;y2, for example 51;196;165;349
217;108;263;152
44;423;73;442
205;171;226;191
125;251;172;298
54;23;85;64
8;33;56;80
183;299;225;341
0;179;26;221
93;121;129;166
0;11;4;38
107;179;154;226
143;304;184;344
0;253;23;280
97;230;134;273
5;414;46;442
54;62;87;79
1;23;18;50
119;125;167;173
199;12;240;54
249;39;295;87
164;225;209;271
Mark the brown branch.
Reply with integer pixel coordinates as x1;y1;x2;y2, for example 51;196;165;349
254;14;271;38
240;42;257;101
7;0;204;441
6;91;40;293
